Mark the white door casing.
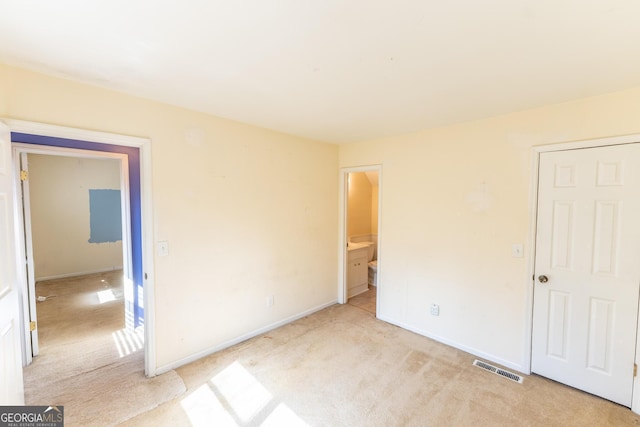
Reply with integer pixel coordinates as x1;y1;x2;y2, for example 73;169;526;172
18;152;38;357
532;143;640;407
0;121;25;404
6;119;157;377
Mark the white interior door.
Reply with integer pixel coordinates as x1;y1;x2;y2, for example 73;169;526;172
18;152;38;357
0;121;25;404
532;143;640;407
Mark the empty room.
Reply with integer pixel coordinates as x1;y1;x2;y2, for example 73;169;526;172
2;1;640;426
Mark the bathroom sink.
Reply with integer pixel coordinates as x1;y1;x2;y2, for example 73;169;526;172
347;242;368;250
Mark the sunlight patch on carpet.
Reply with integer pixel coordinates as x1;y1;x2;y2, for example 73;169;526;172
210;361;272;423
181;384;237;426
181;361;309;426
97;289;117;304
261;403;309;427
112;328;144;357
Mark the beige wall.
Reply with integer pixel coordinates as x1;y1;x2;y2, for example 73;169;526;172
347;172;372;237
339;86;640;370
7;60;640;374
0;65;6;116
28;154;123;280
347;171;379;239
2;64;339;369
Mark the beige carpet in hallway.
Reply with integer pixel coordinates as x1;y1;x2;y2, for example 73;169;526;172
23;271;186;426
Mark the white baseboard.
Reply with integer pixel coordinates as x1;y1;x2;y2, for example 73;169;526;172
377;314;526;374
36;266;123;282
155;299;338;375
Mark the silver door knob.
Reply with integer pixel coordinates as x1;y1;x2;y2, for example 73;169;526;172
538;275;549;283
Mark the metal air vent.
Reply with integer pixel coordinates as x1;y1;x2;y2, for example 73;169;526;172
473;359;523;384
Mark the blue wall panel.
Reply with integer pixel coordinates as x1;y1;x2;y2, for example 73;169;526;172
88;189;122;243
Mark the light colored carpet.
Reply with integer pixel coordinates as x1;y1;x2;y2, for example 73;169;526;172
27;351;185;426
124;303;640;426
23;271;186;426
23;272;640;426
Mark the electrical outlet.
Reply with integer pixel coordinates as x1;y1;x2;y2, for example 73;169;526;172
267;295;274;307
430;303;440;316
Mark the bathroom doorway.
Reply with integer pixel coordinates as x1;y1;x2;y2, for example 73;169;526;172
339;165;381;316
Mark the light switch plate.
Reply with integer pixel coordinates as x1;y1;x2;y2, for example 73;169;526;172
157;241;169;257
511;243;524;258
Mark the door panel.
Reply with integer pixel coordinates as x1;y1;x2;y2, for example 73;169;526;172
551;201;574;269
547;290;570;361
0;122;24;404
532;144;640;407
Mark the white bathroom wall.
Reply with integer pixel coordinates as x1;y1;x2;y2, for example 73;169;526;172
339;85;640;371
28;154;123;280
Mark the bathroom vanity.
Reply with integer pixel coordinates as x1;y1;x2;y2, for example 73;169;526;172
347;245;369;298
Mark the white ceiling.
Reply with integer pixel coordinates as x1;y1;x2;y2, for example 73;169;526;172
2;1;640;143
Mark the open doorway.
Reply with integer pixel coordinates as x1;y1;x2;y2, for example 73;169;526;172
8;123;153;375
20;151;135;363
11;130;151;406
340;166;381;315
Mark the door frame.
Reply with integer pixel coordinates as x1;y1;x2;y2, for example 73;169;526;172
16;151;38;358
338;164;382;311
3;119;157;377
525;133;640;414
15;145;130;361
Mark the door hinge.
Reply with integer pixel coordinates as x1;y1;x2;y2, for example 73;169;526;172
29;321;36;332
635;364;638;377
20;170;28;181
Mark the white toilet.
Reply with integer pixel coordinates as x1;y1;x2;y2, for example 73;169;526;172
368;260;378;287
348;234;378;287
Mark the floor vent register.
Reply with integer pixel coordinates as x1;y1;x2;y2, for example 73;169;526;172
473;359;523;384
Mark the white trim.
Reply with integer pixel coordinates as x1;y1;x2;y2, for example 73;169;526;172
17;153;37;357
11;150;40;366
35;267;125;283
4;119;157;377
531;133;640;152
138;129;156;377
520;148;539;375
525;133;640;413
155;299;338;375
11;141;32;367
379;314;526;374
338;165;382;311
7;120;148;147
338;171;347;304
